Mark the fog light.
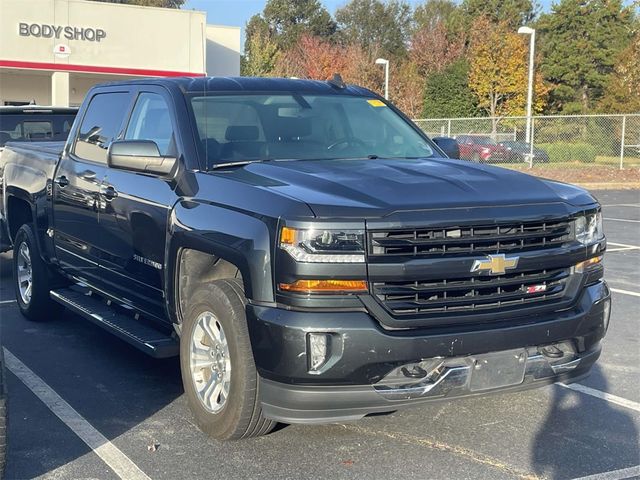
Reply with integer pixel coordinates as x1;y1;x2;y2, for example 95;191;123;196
308;333;329;373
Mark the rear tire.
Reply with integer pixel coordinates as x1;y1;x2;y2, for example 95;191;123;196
179;279;275;440
13;224;62;321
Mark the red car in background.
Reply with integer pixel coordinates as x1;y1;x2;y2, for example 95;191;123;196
456;135;509;162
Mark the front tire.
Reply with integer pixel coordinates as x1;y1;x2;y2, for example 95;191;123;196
13;224;62;321
179;279;275;440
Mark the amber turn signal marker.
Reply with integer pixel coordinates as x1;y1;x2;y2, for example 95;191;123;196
280;226;297;245
279;279;368;294
575;255;603;272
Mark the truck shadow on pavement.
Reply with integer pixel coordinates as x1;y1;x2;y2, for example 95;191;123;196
532;365;639;480
1;252;185;479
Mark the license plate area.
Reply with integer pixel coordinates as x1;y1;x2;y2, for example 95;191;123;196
469;349;527;392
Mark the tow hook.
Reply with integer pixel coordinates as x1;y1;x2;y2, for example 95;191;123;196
401;365;428;379
539;345;564;359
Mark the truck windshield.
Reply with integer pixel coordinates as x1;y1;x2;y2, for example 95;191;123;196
189;94;435;168
0;114;76;147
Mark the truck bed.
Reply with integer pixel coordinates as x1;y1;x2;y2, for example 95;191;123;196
3;140;65;156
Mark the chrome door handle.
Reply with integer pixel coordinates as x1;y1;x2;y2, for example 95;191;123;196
100;185;118;200
54;176;69;188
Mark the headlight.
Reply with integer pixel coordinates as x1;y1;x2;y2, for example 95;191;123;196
280;226;365;263
575;212;604;245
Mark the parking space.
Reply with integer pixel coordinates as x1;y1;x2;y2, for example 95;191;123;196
0;190;638;480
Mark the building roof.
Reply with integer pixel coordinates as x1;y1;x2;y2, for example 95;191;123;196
100;76;376;97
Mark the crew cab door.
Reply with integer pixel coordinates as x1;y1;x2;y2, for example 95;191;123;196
52;91;131;285
95;89;176;320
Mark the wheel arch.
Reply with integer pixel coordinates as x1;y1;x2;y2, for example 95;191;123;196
165;201;276;325
5;190;35;243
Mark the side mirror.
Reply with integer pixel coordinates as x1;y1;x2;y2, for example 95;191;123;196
107;140;177;176
433;137;460;159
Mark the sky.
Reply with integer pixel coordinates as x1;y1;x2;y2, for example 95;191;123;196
184;0;556;50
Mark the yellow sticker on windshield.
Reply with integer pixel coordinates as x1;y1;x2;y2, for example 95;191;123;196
367;99;386;107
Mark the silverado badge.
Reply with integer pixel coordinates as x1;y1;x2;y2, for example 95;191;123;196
471;254;519;275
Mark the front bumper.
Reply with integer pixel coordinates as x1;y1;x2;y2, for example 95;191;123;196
248;280;610;424
259;343;600;424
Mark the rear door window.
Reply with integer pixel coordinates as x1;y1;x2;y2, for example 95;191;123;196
74;92;130;163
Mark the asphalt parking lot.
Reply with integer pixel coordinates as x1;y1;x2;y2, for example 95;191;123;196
0;189;638;480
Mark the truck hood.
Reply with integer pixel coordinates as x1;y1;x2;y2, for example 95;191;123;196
215;157;597;218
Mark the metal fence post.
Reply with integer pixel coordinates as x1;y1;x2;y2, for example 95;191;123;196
620;115;627;170
447;119;451;138
528;117;535;169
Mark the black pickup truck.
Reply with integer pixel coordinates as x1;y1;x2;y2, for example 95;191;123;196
0;105;78;150
0;77;610;440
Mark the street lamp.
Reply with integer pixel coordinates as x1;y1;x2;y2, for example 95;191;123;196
375;58;389;100
518;26;536;145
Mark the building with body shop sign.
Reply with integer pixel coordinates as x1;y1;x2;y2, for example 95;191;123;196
0;0;241;106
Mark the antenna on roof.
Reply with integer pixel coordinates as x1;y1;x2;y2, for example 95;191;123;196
327;73;346;89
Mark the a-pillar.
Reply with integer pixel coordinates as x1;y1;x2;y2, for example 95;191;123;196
51;72;70;106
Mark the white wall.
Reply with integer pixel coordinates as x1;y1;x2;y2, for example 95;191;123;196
206;25;241;76
0;0;208;74
0;0;242;106
0;71;51;104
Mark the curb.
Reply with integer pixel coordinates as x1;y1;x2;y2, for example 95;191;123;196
574;182;640;190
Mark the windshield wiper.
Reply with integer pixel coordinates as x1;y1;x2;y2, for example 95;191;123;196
211;159;274;169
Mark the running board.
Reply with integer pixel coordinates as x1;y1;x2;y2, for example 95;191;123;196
50;288;179;358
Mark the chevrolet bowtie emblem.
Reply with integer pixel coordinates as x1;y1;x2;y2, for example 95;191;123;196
471;254;519;275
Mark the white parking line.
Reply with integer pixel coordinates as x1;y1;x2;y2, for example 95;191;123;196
3;348;152;480
606;242;640;252
604;217;640;223
610;288;640;298
608;242;640;248
601;204;640;208
570;465;640;480
558;382;640;413
0;299;16;305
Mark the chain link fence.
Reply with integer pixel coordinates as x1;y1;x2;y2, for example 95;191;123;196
413;114;640;169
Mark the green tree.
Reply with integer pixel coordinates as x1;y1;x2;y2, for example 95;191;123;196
423;59;478;118
598;32;640;113
538;0;635;113
459;0;536;29
241;26;280;77
335;0;412;56
262;0;336;49
89;0;184;7
413;0;458;32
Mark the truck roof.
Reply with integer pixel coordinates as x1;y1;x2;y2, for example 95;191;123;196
94;76;376;97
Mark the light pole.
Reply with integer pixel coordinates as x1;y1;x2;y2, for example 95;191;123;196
518;26;535;144
375;58;389;100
